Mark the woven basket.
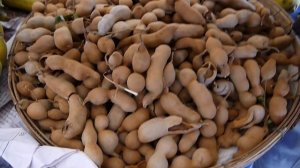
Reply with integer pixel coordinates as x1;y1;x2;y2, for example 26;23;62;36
7;0;300;167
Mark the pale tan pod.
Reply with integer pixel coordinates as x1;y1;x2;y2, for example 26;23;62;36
108;104;125;130
98;129;119;155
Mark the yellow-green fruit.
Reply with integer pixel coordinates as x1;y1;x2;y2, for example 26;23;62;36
274;0;295;11
0;30;6;66
3;0;34;11
0;62;2;75
0;38;6;65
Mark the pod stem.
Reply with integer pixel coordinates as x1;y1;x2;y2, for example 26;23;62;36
103;71;138;96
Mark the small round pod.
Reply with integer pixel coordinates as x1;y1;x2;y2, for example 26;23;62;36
123;147;142;165
125;130;141;150
238;91;257;108
170;155;192;168
97;36;115;55
94;114;109;131
141;12;158;25
63;48;81;61
200;120;217;138
230;31;243;42
132;4;145;19
98;129;119;155
112;65;131;84
14;51;28;66
138;144;155;162
127;73;146;93
71;17;85;34
32;1;45;12
192;148;214;168
102;157;125;168
107;51;123;70
91;105;107;119
84;40;103;64
27;100;51;120
97;61;109;74
179;62;193;70
76;84;90;99
17;80;35;97
53;26;73;51
30;87;46;100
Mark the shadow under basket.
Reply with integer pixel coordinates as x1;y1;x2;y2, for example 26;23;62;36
7;0;300;167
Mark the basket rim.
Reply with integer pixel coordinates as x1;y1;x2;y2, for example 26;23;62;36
6;0;300;167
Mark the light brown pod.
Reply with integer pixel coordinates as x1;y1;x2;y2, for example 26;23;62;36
14;51;28;66
108;104;126;130
132;43;151;73
53;95;69;114
269;96;287;125
27;100;51;120
160;92;201;123
95;114;109;131
97;36;115;55
170;155;192;168
54;26;73;51
50;129;84;150
17;80;34;97
123;147;142;165
98;129;119;155
108;89;137;112
179;130;200;153
48;109;68;120
102;157;125;168
200;120;217;138
26;35;55;53
107;51;123;70
261;58;276;82
112;65;131;84
119;108;150;132
84;41;103;64
43;73;76;100
127;73;146;93
139;144;155;162
63;94;88;139
71;17;85;34
83;87;109;105
91;105;107;119
38;119;65;131
125;130;141;150
138;115;203;143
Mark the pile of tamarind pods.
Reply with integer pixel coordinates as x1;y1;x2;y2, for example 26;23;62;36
12;0;300;167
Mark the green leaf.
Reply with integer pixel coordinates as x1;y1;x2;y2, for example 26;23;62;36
0;0;3;7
